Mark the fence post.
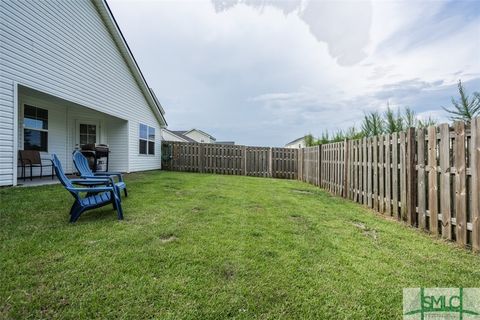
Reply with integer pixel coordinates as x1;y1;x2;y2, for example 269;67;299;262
406;127;417;226
317;144;322;187
472;117;480;252
268;147;273;178
343;139;349;198
199;143;205;173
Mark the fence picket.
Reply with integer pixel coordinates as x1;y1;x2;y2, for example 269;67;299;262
439;124;452;239
428;126;439;235
417;129;426;230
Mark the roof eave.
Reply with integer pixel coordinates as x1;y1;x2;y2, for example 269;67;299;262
92;0;167;127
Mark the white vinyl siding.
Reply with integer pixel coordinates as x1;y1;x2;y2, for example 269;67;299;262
0;0;163;185
0;80;14;185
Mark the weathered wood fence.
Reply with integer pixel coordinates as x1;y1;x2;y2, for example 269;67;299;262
162;118;480;251
162;142;298;179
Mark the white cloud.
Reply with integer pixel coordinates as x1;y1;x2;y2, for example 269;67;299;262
108;0;480;146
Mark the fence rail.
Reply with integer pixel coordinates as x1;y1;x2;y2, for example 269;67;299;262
162;117;480;251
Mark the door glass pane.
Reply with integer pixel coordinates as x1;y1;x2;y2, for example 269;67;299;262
88;125;96;134
79;124;97;146
80;134;88;145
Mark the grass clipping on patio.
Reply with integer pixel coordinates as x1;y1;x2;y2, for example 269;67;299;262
1;171;480;319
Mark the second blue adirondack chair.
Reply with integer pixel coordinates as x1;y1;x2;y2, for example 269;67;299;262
72;150;128;197
52;154;123;223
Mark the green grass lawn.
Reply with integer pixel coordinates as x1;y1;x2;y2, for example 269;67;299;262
1;171;479;319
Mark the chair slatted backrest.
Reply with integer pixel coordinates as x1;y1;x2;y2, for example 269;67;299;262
19;150;42;165
51;154;78;202
72;151;94;176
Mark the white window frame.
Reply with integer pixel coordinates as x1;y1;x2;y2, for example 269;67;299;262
139;123;155;155
23;104;49;152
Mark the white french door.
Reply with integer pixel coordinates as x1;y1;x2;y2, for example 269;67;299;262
75;119;101;148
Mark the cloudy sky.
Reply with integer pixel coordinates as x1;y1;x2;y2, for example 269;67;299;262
108;0;480;146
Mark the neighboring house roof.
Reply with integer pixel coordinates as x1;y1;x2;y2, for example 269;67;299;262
169;130;197;142
92;0;167;126
184;129;216;141
285;136;306;146
161;129;190;142
215;141;235;145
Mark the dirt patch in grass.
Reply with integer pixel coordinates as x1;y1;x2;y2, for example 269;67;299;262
219;264;236;280
159;233;178;244
191;206;203;213
352;221;378;241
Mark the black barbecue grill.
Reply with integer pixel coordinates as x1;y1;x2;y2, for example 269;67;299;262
79;144;110;172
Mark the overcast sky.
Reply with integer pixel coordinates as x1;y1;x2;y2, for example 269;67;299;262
109;0;480;146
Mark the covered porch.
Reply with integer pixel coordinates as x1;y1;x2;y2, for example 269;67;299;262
16;85;129;185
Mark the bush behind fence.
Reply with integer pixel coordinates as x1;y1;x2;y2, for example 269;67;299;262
162;117;480;251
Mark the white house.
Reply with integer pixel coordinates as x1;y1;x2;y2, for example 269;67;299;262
161;129;192;143
183;129;216;143
163;129;216;144
0;0;167;186
285;136;307;149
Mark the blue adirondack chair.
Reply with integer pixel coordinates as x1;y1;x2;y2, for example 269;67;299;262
72;150;128;197
52;154;123;223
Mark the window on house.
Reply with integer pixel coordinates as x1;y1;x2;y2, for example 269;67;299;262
24;105;48;152
139;124;155;155
79;124;97;146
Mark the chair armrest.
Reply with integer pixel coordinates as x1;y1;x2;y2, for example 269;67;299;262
93;172;123;182
78;174;116;184
71;178;113;186
67;186;116;193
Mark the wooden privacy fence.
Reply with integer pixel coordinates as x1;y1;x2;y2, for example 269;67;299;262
162;142;298;179
162;117;480;251
298;118;480;251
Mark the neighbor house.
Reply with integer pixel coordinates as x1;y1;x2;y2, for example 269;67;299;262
161;129;195;143
285;136;307;149
163;129;217;144
0;0;167;186
183;129;216;143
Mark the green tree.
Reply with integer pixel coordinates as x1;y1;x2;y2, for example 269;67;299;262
403;107;418;128
418;116;437;128
332;130;345;142
319;131;330;144
304;133;316;147
442;80;480;122
384;104;403;133
361;111;384;137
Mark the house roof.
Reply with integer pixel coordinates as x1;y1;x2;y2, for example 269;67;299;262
169;130;196;142
285;136;306;146
92;0;167;127
184;129;216;141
